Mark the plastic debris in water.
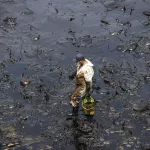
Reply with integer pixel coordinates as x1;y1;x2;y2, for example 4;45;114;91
143;12;150;16
20;73;30;86
7;143;15;148
22;8;34;15
34;35;40;41
110;30;123;36
3;17;17;26
101;20;110;25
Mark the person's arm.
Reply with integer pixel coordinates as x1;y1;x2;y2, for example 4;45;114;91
86;81;92;97
86;81;93;92
69;63;80;80
84;67;94;96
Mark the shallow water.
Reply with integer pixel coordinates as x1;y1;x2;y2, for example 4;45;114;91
0;0;150;149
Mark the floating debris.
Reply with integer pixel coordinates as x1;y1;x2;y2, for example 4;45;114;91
141;143;150;150
7;143;15;148
54;7;59;14
22;8;34;15
127;41;138;52
116;45;125;52
69;34;92;47
101;20;110;25
143;12;150;17
69;17;75;21
116;41;137;53
20;73;30;86
143;19;150;26
116;20;131;27
1;0;14;3
0;0;150;149
110;30;123;36
138;37;150;54
142;74;150;84
130;9;134;15
103;141;110;145
132;101;149;112
3;17;17;26
33;35;40;41
121;6;126;12
145;42;150;49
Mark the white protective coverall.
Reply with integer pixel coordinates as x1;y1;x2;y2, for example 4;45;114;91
70;59;94;107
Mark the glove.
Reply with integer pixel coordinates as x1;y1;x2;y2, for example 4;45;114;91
69;71;76;80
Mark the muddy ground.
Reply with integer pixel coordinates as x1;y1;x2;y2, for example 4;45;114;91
0;0;150;149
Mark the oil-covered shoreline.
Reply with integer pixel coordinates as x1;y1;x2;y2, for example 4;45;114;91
0;0;150;149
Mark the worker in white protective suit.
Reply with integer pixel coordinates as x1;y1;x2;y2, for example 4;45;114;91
68;53;94;116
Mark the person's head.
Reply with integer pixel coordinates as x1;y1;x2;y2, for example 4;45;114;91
74;53;85;64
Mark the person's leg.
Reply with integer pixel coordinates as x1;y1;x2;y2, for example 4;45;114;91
68;86;85;116
67;106;79;116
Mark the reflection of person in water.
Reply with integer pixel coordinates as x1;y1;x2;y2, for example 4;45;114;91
72;117;98;150
68;53;94;116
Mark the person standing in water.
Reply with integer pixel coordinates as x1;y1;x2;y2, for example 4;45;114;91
68;53;94;116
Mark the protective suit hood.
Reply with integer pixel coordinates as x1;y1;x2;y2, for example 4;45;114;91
85;59;94;67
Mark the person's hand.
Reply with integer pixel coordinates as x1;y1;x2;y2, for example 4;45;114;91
70;101;79;107
70;101;75;107
69;71;76;80
69;74;75;80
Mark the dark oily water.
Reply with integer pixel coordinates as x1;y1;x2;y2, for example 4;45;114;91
0;0;150;149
